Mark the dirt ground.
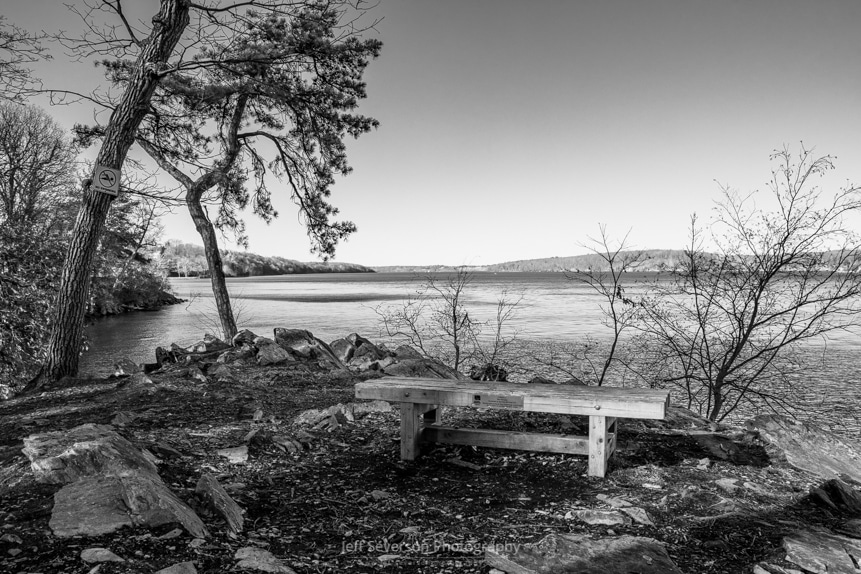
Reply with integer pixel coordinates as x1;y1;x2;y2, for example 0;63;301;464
0;362;844;573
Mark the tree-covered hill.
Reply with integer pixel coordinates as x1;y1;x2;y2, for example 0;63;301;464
161;241;374;277
373;250;687;273
484;250;686;272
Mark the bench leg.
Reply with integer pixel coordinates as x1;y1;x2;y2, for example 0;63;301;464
588;415;610;477
423;405;443;425
400;403;423;460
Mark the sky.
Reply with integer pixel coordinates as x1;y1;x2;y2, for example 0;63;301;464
4;0;861;266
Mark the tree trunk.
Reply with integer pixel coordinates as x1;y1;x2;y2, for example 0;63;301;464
708;383;724;422
187;194;237;341
34;0;190;385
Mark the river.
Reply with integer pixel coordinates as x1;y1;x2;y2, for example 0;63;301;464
81;272;631;373
80;272;861;435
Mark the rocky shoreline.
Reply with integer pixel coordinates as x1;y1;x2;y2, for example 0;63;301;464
87;290;185;319
1;328;860;573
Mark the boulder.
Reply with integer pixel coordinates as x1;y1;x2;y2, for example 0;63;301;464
353;342;386;362
347;341;388;370
329;338;356;363
393;345;423;360
469;363;508;382
202;334;231;353
346;333;374;347
273;328;344;369
155;346;178;367
51;474;207;539
746;415;861;483
256;343;293;366
22;423;159;484
382;358;465;380
186;335;231;354
691;433;761;464
485;533;683;574
812;479;861;515
196;473;244;534
783;529;861;574
232;329;258;347
666;405;721;431
217;346;255;364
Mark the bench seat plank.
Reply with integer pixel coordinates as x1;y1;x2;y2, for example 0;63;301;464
356;378;669;420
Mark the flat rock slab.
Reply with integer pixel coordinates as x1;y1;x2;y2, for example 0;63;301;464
486;533;683;574
783;530;861;574
155;561;198;574
196;473;244;533
570;509;631;526
217;446;248;464
22;423;159;484
81;547;124;563
235;547;296;573
51;474;207;539
746;415;861;483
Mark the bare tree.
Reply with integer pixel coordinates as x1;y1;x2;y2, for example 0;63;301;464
636;146;861;421
567;226;647;386
0;16;46;101
34;0;379;384
76;1;381;341
377;268;521;375
0;103;78;229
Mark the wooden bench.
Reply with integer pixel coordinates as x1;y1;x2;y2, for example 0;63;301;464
355;378;670;477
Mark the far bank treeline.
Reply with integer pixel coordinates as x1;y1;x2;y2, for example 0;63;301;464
375;251;686;274
163;241;374;278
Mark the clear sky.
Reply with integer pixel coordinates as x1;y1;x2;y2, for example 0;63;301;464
5;0;861;266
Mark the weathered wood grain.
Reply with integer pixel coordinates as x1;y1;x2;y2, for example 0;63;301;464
356;378;669;419
422;426;590;455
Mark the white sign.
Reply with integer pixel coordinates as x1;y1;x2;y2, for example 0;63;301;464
92;164;120;196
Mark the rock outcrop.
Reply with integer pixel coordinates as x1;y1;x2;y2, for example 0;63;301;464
22;423;159;484
381;358;465;380
746;414;861;482
22;423;207;539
